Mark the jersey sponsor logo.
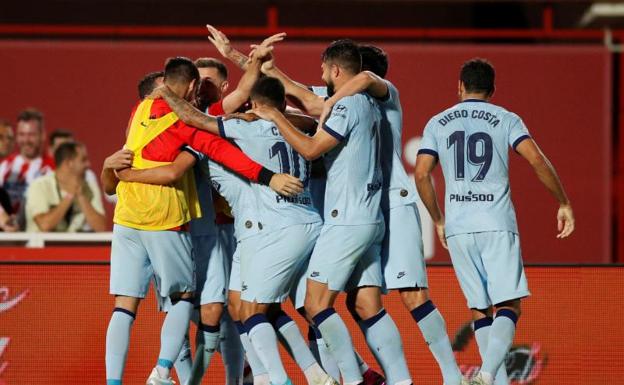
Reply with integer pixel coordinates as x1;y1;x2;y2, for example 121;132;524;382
449;191;494;202
275;194;312;205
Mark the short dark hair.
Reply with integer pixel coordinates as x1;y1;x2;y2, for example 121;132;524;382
164;57;200;85
359;44;388;78
250;77;285;110
54;141;83;166
17;108;44;129
0;119;12;129
49;129;74;146
460;58;495;96
138;71;164;100
194;58;228;80
321;39;361;75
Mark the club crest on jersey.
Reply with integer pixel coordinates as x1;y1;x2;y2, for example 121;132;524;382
332;104;348;119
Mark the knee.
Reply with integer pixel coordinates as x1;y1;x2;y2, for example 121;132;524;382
200;303;224;326
304;297;323;319
399;287;429;310
350;287;383;320
114;295;141;315
495;299;522;318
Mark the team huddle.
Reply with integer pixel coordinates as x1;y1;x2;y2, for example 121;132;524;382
101;26;575;385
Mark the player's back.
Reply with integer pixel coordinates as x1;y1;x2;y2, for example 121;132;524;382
218;117;321;232
420;99;531;237
323;93;383;225
378;80;418;211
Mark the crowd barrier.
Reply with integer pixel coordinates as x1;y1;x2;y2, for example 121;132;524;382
0;246;621;385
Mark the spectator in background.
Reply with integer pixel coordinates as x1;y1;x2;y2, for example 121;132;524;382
47;129;74;158
0;119;15;159
47;128;102;193
0;109;54;227
25;141;106;232
0;119;17;231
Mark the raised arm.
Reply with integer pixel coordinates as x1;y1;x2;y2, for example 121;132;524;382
252;106;338;161
152;86;220;134
207;24;285;70
414;153;447;249
116;151;197;185
261;60;325;116
515;138;574;238
100;149;133;195
220;48;265;114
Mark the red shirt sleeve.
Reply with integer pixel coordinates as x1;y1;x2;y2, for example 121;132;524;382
208;100;226;116
188;128;262;182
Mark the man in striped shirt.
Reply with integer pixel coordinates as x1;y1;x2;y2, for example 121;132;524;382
0;108;54;228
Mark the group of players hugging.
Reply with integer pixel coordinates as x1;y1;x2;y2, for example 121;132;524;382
101;25;575;385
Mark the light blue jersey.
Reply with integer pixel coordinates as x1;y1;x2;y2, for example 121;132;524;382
322;93;383;225
188;152;217;237
418;99;531;237
207;160;261;242
186;148;261;241
217;117;321;232
378;80;418;211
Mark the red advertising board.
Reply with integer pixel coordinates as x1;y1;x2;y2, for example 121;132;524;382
1;263;622;385
0;41;612;263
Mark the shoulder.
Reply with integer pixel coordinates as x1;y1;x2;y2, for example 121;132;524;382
29;172;54;190
149;99;174;118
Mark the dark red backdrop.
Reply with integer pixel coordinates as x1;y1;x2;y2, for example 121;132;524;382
0;40;611;263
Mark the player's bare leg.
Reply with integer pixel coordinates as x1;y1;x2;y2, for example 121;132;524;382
398;288;464;385
346;287;411;385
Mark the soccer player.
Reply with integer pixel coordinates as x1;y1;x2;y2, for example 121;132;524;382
255;40;410;385
317;44;466;385
414;58;574;385
103;57;301;385
150;75;337;385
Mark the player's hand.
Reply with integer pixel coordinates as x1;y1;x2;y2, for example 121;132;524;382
435;221;448;249
249;44;274;62
103;149;133;170
556;203;575;238
269;173;303;196
261;32;286;47
206;24;232;57
260;57;276;75
252;105;278;121
223;112;259;122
